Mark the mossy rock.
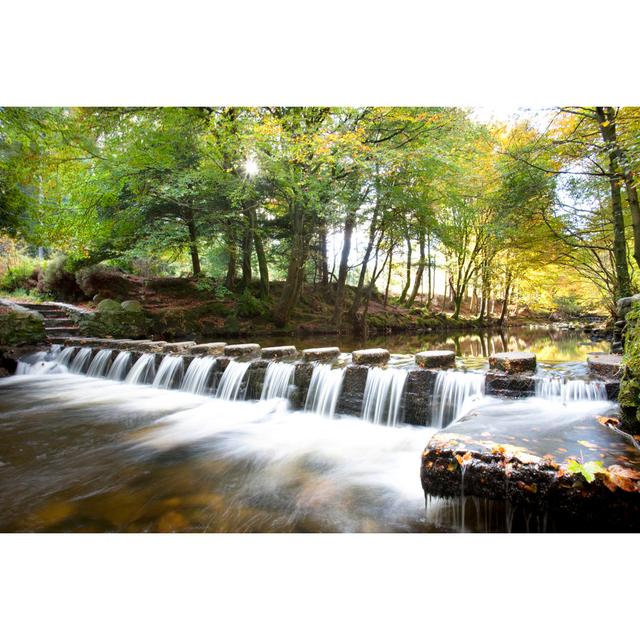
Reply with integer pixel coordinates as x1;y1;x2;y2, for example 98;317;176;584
121;299;143;313
0;309;46;346
79;309;150;339
97;298;122;313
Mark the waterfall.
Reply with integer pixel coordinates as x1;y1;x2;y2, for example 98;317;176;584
86;349;113;377
181;356;216;394
361;367;408;426
56;347;76;367
261;362;295;400
107;351;132;381
305;364;344;417
69;348;93;374
216;360;250;401
125;353;156;385
535;377;607;402
430;370;485;428
152;355;184;389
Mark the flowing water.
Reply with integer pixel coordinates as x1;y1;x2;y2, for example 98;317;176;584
305;364;344;417
0;332;627;533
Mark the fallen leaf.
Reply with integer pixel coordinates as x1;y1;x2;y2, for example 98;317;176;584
597;416;621;428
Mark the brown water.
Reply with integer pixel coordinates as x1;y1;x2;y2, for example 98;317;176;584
0;326;620;533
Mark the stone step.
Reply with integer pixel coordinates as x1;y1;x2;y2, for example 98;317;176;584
46;326;80;335
587;353;622;379
45;317;75;327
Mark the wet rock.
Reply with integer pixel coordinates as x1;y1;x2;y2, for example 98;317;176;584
352;348;390;366
404;368;438;424
415;350;455;369
302;347;341;362
336;365;368;416
245;360;269;399
163;341;197;354
617;293;640;319
485;371;536;398
189;342;227;356
291;362;314;409
605;380;620;400
224;343;261;358
489;351;536;374
587;353;622;379
260;345;297;360
121;300;143;313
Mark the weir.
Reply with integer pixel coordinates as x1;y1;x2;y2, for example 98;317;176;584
13;341;622;430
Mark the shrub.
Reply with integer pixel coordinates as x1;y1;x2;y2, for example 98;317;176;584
236;290;269;318
552;294;588;317
0;260;39;292
41;254;85;301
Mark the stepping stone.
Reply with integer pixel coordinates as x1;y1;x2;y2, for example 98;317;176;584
415;350;455;369
302;347;341;362
224;343;261;358
163;341;196;354
489;351;536;374
260;345;297;360
189;342;227;356
587;353;622;379
351;348;390;366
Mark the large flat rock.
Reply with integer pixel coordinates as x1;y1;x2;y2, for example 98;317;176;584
302;347;341;362
189;342;227;356
489;351;536;374
352;348;390;366
260;345;297;360
415;350;455;369
224;343;261;358
588;353;622;379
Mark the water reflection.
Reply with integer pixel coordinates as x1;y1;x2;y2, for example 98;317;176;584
260;327;609;366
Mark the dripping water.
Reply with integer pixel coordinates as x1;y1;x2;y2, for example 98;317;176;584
152;355;184;389
305;364;344;417
260;362;295;401
107;351;132;381
216;360;250;401
181;356;216;395
87;349;113;377
361;367;408;426
430;370;485;428
125;353;156;385
69;348;93;374
535;376;607;402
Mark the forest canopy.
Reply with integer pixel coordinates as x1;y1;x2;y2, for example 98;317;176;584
1;106;639;327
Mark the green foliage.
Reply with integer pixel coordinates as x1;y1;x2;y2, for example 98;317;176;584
566;459;605;483
552;294;589;317
42;255;84;301
0;260;38;292
236;290;269;318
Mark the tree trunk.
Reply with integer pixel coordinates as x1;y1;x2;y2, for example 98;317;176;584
499;272;512;325
406;231;425;307
597;106;640;272
399;232;412;304
426;231;433;310
224;225;237;290
241;225;253;290
332;210;356;327
185;209;201;276
319;224;329;286
596;107;633;297
249;206;270;297
383;245;394;308
273;201;306;327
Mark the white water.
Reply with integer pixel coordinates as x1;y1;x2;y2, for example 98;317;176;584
361;367;408;426
152;355;184;389
87;349;113;377
430;370;485;428
260;362;295;401
181;356;216;394
216;360;250;400
55;347;76;366
69;348;93;374
535;376;607;402
125;354;156;385
305;364;344;417
107;351;132;381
